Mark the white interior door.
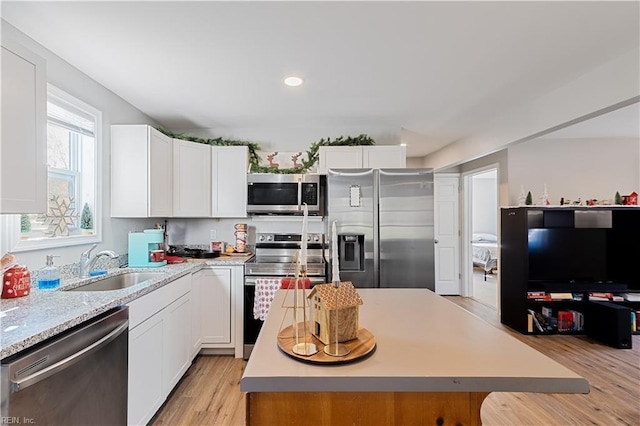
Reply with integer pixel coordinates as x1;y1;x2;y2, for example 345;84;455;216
434;174;460;295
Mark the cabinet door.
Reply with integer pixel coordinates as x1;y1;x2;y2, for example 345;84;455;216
318;146;363;174
190;271;203;358
148;128;173;217
201;268;232;344
173;139;211;217
1;40;47;213
163;292;191;395
212;146;248;218
363;146;406;169
128;312;164;426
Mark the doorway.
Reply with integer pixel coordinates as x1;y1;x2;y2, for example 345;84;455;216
462;167;499;309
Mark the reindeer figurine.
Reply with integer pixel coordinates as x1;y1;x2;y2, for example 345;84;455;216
291;152;304;169
266;152;279;169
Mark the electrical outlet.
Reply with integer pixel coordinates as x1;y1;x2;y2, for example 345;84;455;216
210;229;217;240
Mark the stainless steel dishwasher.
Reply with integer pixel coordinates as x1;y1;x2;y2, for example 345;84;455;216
1;306;128;425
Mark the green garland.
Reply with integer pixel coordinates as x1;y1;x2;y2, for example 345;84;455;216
157;128;375;174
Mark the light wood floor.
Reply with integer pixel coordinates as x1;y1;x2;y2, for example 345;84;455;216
150;296;640;426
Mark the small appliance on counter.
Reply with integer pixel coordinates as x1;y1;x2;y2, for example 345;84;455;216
128;229;167;267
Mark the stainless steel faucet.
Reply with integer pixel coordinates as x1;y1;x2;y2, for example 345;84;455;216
80;244;118;277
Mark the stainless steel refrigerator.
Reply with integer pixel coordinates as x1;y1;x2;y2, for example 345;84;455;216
327;168;435;289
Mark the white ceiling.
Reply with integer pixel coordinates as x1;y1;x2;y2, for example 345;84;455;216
2;1;639;157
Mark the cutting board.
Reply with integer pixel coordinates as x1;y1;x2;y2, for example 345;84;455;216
221;251;253;257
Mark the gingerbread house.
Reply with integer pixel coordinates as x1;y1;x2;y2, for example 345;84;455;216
307;281;363;345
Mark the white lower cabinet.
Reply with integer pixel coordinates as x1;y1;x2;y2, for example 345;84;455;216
126;266;243;425
127;274;191;426
162;293;191;395
200;268;232;345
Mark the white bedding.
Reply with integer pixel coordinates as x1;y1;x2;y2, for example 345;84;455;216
472;239;498;274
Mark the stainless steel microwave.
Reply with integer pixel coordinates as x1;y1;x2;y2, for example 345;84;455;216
247;174;323;215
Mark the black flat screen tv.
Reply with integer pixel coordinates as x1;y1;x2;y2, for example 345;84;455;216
528;228;608;285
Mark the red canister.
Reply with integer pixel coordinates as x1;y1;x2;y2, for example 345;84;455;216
2;265;31;298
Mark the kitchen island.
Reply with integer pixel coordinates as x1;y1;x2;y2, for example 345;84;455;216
241;288;589;426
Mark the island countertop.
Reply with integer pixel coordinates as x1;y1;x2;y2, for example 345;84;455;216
241;288;589;394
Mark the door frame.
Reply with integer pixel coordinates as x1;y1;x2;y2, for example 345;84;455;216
461;164;500;301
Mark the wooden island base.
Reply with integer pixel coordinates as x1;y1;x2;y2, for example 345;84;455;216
246;391;490;426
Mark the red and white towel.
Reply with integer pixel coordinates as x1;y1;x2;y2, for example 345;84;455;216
253;278;281;321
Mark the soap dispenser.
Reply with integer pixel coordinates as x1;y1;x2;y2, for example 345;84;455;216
38;255;60;289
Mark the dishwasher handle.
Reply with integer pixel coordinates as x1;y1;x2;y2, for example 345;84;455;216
11;321;128;393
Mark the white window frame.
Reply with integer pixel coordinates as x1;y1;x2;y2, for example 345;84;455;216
1;85;102;253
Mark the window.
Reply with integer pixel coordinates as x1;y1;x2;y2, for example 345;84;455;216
3;85;102;252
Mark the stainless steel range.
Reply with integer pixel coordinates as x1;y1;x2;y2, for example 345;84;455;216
243;232;327;359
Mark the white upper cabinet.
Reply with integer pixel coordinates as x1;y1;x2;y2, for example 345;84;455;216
111;125;173;217
318;146;363;174
173;138;211;217
211;146;248;218
362;146;406;169
1;39;47;214
318;145;406;174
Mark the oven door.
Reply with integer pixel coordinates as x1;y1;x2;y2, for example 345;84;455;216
243;275;326;359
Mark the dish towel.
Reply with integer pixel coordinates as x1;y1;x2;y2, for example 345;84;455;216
253;278;282;321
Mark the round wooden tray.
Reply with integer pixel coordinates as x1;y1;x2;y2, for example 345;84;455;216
277;324;376;365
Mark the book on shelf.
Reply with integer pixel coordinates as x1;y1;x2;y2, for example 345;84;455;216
588;292;622;301
527;309;553;332
557;310;573;332
528;309;544;332
623;293;640;302
549;292;573;300
527;291;547;299
632;311;637;333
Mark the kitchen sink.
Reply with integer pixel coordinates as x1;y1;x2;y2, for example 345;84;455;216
67;272;166;291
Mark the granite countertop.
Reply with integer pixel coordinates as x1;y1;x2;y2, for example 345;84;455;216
1;254;253;360
241;288;589;394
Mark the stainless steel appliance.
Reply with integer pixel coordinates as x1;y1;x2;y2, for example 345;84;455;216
327;168;435;289
243;233;327;359
247;173;324;215
1;307;128;425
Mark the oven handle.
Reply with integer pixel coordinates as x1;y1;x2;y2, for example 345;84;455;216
244;276;327;286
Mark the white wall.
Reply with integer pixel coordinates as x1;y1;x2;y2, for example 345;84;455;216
472;172;497;235
422;48;639;171
2;22;160;270
507;138;639;205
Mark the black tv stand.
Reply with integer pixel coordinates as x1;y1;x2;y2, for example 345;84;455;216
500;206;639;348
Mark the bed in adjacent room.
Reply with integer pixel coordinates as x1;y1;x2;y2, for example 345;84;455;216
472;233;498;281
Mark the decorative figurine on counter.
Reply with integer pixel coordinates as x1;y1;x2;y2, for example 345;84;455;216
540;183;550;206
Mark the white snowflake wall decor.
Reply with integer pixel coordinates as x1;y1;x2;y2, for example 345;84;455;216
37;196;79;237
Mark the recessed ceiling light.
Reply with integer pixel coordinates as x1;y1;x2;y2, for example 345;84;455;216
400;143;407;146
284;76;303;87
